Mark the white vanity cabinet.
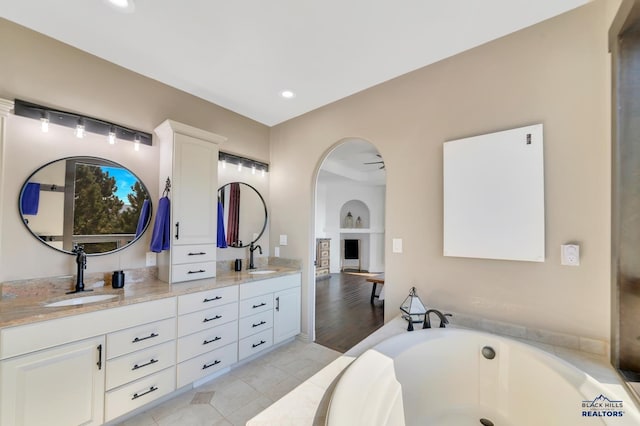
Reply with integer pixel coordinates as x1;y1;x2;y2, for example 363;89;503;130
103;318;177;422
155;119;226;283
176;286;239;388
238;273;301;360
0;297;176;426
273;285;302;344
0;335;105;426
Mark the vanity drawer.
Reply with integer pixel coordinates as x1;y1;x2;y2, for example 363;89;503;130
106;340;176;390
178;285;238;315
172;261;216;283
239;294;273;317
177;343;238;388
105;366;175;422
178;302;238;336
107;317;176;359
239;310;272;339
239;328;273;360
172;244;216;264
240;273;301;299
177;320;238;363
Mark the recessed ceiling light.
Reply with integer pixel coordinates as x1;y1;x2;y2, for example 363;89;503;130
280;90;296;99
105;0;135;13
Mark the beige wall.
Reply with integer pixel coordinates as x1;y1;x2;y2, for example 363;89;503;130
270;1;613;341
0;18;270;281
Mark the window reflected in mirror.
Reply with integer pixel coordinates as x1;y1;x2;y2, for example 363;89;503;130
19;156;152;255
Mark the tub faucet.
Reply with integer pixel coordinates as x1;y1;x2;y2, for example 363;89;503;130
249;241;262;270
423;309;451;329
67;245;92;294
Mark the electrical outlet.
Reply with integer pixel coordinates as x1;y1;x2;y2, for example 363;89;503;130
145;252;157;267
279;234;288;245
274;246;280;257
392;238;403;253
561;244;580;266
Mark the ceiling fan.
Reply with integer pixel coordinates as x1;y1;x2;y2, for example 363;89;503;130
364;154;385;170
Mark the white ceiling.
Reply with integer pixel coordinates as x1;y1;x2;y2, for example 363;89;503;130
320;139;386;186
0;0;590;126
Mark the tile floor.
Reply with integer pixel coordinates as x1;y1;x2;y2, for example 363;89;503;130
118;340;341;426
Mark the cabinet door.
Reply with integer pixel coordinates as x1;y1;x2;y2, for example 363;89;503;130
172;132;218;245
273;286;301;344
0;336;105;426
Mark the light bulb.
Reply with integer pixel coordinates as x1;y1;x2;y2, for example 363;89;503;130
108;131;116;145
237;162;242;172
134;135;140;151
222;159;227;169
40;117;49;133
75;124;85;139
252;165;256;175
261;169;266;177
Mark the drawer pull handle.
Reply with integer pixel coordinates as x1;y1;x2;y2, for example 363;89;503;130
203;296;222;303
131;333;159;343
175;222;180;240
203;360;221;370
132;358;159;371
203;315;222;323
276;296;280;312
252;320;267;328
252;340;266;348
188;252;206;256
132;333;159;343
252;302;267;309
188;269;206;274
132;386;158;400
203;336;222;345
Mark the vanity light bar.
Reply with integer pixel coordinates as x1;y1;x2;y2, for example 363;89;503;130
219;151;269;173
14;99;152;146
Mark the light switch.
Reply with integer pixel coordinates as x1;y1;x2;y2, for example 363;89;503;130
279;234;288;245
561;244;580;266
274;246;280;257
392;238;403;253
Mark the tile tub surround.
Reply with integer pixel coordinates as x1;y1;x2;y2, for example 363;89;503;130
248;316;633;425
0;265;300;328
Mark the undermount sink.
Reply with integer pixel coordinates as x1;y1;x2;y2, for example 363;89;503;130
248;270;277;275
44;294;118;307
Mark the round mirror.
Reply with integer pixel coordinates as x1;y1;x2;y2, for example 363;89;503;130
19;156;152;255
218;182;267;248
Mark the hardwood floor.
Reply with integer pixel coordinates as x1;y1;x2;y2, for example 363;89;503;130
315;272;384;353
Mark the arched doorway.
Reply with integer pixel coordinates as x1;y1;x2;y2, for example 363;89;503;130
311;138;386;352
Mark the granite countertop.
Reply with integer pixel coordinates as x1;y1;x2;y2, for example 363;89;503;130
0;266;300;329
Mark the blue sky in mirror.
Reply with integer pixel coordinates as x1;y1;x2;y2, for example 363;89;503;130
101;166;136;204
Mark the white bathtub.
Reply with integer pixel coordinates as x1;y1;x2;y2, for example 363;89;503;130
327;328;640;426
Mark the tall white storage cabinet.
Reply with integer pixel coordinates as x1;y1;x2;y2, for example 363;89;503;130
154;120;226;283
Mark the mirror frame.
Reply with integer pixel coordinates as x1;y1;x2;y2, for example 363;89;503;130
218;182;268;248
18;156;153;256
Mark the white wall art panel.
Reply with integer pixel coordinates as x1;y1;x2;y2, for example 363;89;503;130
443;124;544;262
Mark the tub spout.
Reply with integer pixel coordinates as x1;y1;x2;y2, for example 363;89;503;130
423;309;452;329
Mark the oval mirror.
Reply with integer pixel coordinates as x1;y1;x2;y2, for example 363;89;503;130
19;156;152;255
218;182;267;248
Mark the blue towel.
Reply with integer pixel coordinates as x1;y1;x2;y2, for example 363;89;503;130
135;199;151;237
150;196;170;253
217;201;228;248
21;182;40;215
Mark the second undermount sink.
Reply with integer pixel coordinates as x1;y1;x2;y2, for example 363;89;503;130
248;269;277;275
44;294;118;307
